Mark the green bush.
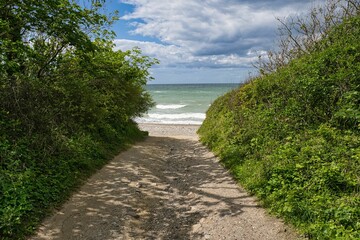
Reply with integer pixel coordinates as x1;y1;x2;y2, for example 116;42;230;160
199;15;360;239
0;1;155;239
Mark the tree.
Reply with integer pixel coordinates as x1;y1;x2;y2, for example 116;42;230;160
255;0;360;75
0;1;156;238
0;0;126;136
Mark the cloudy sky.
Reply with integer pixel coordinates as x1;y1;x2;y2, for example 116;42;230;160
108;0;322;84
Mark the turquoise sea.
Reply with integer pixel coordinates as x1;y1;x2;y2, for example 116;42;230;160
136;83;240;125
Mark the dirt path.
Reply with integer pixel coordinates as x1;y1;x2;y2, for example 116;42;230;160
31;124;302;240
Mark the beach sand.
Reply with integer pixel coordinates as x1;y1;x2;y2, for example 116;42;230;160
32;123;303;240
138;123;200;139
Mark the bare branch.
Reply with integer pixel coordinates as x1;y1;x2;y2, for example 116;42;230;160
254;0;360;76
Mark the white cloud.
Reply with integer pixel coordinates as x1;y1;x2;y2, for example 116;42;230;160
114;39;257;68
114;0;322;83
120;0;318;55
150;67;252;84
114;39;185;65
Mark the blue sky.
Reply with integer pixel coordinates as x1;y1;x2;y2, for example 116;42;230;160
106;0;323;84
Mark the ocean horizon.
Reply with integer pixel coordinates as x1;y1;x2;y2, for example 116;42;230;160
136;83;241;125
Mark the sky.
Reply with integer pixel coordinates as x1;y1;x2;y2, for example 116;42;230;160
106;0;323;84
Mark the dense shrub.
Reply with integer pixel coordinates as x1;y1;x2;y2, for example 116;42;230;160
0;1;155;239
199;15;360;239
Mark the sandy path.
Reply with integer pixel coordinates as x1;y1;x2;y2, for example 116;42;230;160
31;124;302;240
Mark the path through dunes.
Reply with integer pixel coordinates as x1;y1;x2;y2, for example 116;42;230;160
31;124;302;240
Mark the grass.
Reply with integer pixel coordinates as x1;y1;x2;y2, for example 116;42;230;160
198;15;360;240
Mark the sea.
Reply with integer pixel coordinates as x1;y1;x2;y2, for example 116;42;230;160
136;83;240;125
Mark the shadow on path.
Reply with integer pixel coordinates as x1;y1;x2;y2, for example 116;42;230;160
32;136;299;240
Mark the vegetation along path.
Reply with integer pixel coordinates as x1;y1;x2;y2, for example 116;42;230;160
31;124;302;240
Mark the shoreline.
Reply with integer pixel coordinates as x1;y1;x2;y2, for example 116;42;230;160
138;123;201;139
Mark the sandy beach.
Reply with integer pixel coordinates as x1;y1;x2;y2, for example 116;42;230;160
138;123;201;139
31;123;302;240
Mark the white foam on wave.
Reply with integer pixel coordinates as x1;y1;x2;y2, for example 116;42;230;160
148;113;205;120
135;113;205;125
137;119;203;125
156;104;187;110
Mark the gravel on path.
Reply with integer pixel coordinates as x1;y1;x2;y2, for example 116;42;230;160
31;124;303;240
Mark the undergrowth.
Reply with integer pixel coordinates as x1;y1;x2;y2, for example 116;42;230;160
0;1;155;238
198;15;360;239
0;120;147;239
